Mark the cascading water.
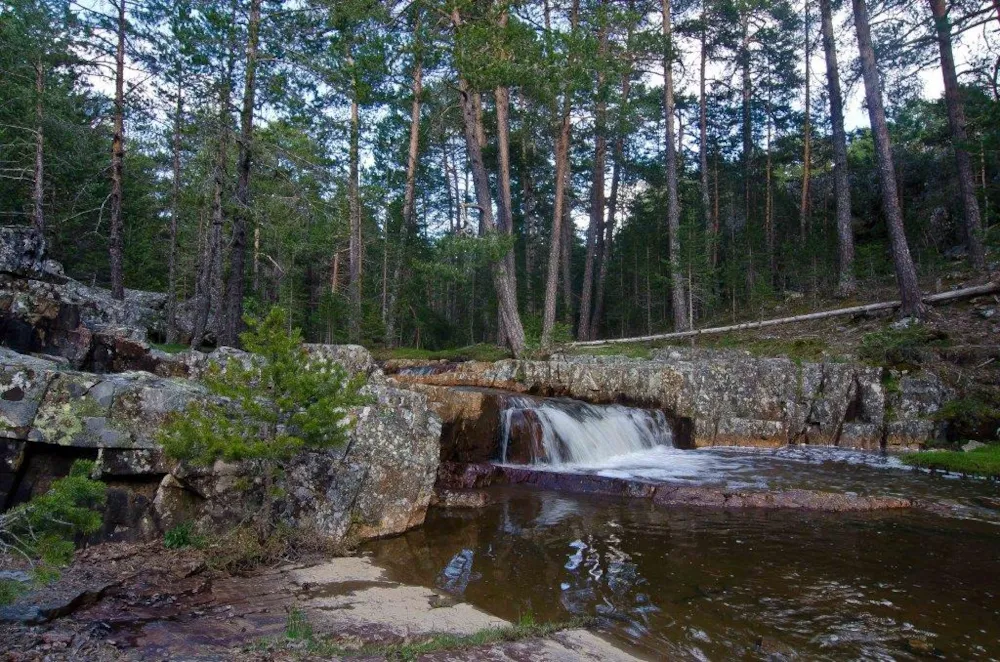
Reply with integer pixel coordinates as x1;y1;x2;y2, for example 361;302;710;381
498;395;673;465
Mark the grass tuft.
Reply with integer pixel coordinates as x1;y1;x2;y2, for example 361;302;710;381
901;443;1000;478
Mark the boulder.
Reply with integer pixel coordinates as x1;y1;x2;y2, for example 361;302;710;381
153;383;441;543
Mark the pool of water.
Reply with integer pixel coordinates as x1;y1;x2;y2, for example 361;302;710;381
365;488;1000;660
546;445;1000;511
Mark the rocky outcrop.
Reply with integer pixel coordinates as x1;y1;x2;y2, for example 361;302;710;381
437;462;915;512
0;226;166;369
0;345;441;546
393;348;949;450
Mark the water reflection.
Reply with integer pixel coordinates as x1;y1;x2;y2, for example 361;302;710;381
366;488;1000;660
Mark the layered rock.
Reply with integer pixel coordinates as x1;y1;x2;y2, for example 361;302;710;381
0;226;166;369
392;348;949;450
1;345;441;546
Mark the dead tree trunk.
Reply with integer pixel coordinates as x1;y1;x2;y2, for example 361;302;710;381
108;0;126;300
929;0;986;270
851;0;925;316
819;0;857;296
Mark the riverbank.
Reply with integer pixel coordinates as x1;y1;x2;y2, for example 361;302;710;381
0;541;640;661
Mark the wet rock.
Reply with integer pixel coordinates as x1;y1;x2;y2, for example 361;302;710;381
0;580;117;624
396;350;947;450
405;383;502;463
431;488;492;508
437;463;914;513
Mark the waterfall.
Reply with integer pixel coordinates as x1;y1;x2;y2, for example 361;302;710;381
498;395;673;466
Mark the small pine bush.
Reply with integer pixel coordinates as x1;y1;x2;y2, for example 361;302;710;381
158;307;369;466
0;459;106;568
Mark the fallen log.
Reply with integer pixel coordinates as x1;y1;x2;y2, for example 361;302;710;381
569;281;1000;347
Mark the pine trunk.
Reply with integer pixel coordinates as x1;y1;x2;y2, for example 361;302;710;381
348;87;362;342
109;0;126;300
819;0;857;296
699;6;711;248
664;0;689;331
33;61;44;234
451;9;525;356
221;0;260;347
166;75;183;344
851;0;925;316
929;0;986;270
800;0;812;243
578;15;608;341
385;47;423;348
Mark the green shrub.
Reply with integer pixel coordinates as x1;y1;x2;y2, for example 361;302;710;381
164;521;206;550
858;325;947;368
158;307;369;466
285;607;313;641
0;460;106;572
0;579;27;606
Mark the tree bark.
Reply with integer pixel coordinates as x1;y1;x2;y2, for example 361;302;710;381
32;61;44;234
740;10;752;225
851;0;925;316
108;0;126;300
221;0;261;347
542;0;579;347
800;0;812;243
521;139;540;316
495;85;516;297
578;11;608;341
663;0;689;331
929;0;986;270
348;76;362;342
451;9;526;356
192;5;237;349
560;176;574;326
819;0;857;296
166;74;183;344
699;2;711;251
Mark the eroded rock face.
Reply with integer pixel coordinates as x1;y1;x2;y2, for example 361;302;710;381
394;350;949;450
0;344;441;547
0;227;165;368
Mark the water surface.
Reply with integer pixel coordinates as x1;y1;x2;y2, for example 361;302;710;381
366;488;1000;660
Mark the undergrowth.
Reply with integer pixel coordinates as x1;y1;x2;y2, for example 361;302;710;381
858;324;948;369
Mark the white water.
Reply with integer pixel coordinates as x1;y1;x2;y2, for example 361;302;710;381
498;395;673;465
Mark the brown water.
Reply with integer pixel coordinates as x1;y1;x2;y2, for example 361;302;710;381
366;488;1000;660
